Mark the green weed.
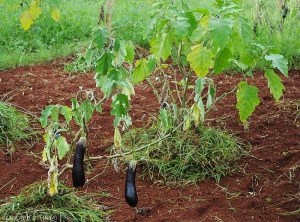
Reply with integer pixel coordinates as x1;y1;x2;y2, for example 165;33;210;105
123;124;247;184
0;181;111;222
0;101;37;150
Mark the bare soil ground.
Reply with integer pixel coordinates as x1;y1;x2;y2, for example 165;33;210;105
0;59;299;222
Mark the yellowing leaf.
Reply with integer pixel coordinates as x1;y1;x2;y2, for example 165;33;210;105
191;103;201;127
48;156;58;196
29;4;42;20
20;10;34;30
184;115;191;131
51;7;60;22
187;44;213;77
200;15;210;29
42;149;47;162
114;127;122;151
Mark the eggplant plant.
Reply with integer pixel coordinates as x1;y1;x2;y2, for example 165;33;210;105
141;0;288;130
38;0;289;194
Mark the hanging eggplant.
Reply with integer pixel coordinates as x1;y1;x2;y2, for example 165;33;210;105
72;140;85;188
125;161;138;207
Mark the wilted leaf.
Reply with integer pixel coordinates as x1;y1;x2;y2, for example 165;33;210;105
191;103;201;127
159;109;172;131
114;127;122;151
264;69;285;102
48;156;58;196
184;115;191;131
265;54;288;77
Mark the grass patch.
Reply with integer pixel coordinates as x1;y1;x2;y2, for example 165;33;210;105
0;101;36;150
0;181;111;222
123;124;247;184
0;0;102;70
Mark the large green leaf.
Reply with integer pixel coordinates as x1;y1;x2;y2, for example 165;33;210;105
78;100;95;123
150;31;173;61
132;58;149;85
56;136;70;160
173;19;190;40
187;45;213;77
209;18;233;50
214;47;232;74
111;94;130;117
264;69;285;102
125;42;135;64
92;27;109;50
160;32;173;61
236;81;260;122
185;11;198;34
40;105;55;127
265;54;288;77
95;52;114;75
61;106;72;124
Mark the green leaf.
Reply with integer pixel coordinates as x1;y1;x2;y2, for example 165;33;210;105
195;78;206;94
56;136;69;160
187;44;213;77
173;19;190;40
125;42;135;64
236;81;260;122
185;11;198;34
111;94;130;117
159;109;172;131
40;105;55;127
214;47;232;74
132;58;149;85
206;85;216;109
209;18;233;50
96;52;114;75
143;15;157;39
160;32;173;61
264;69;285;102
78;100;95;123
147;55;157;74
94;73;112;97
61;106;72;124
84;46;92;67
239;17;252;44
92;27;109;51
264;54;288;77
150;32;173;61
